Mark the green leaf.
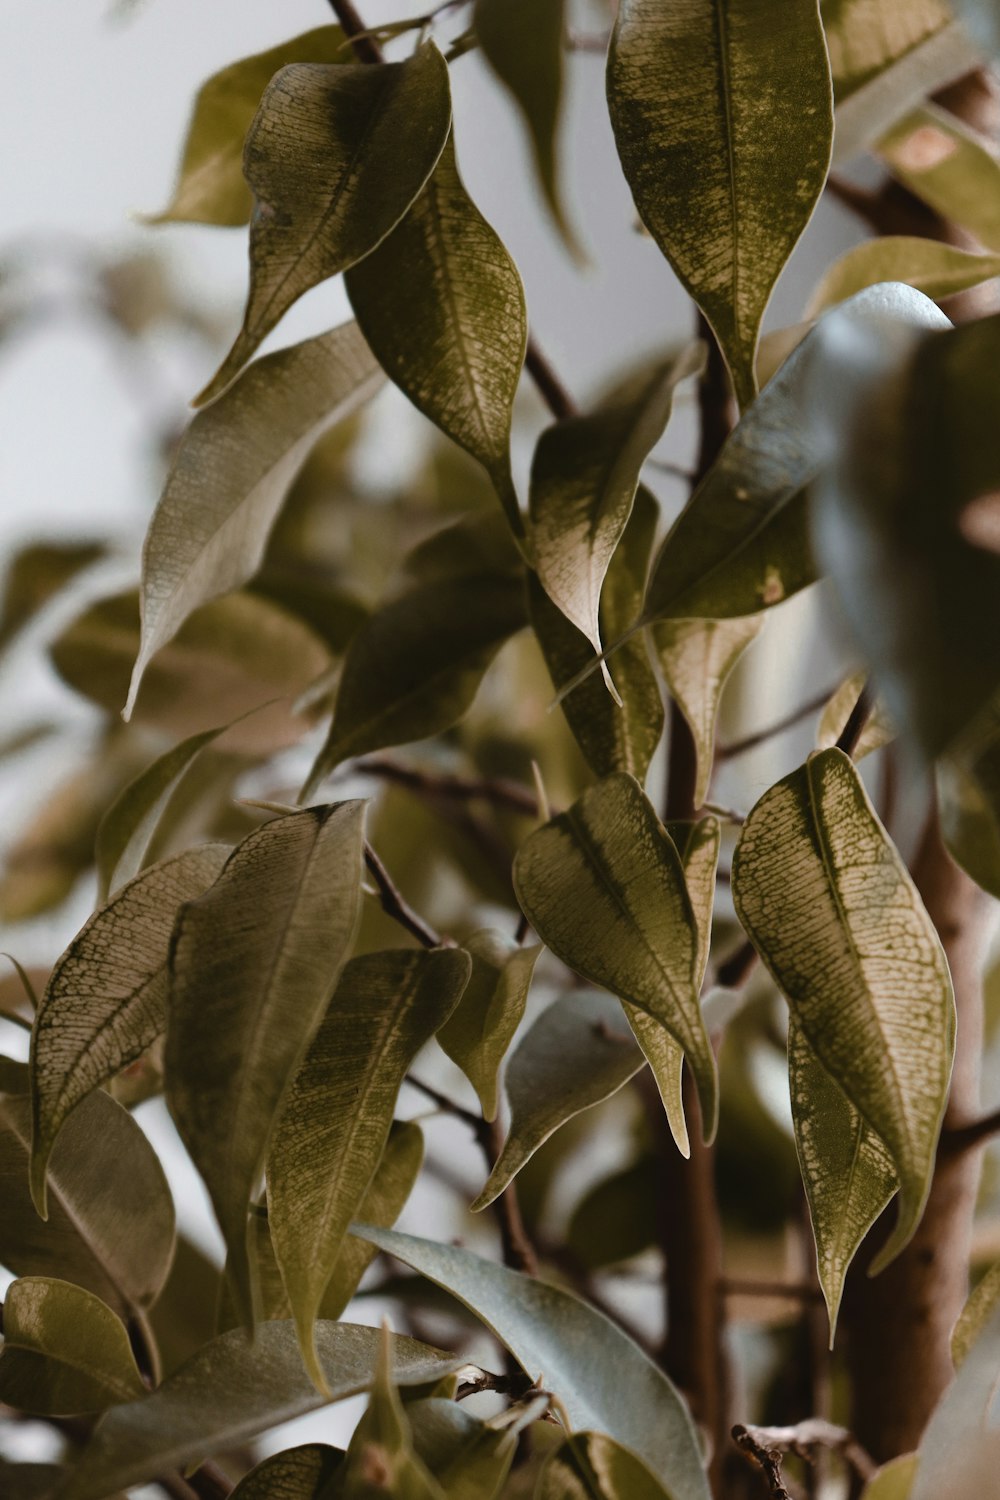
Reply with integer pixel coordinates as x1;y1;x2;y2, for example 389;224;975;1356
230;1445;345;1500
952;1258;1000;1367
302;573;526;797
127;324;382;716
345;134;527;535
731;748;954;1273
537;1432;675;1499
512;773;718;1141
436;931;540;1121
198;44;452;405
52;1323;463;1500
654;616;763;807
879;106;1000;253
471;991;646;1210
30;844;229;1209
788;1021;896;1333
567;1158;658;1271
352;1227;710;1500
607;0;833;408
939;700;1000;899
0;1278;145;1416
340;1323;446;1499
530;346;703;674
149;27;347;226
267;947;470;1389
911;1305;1000;1500
165;803;366;1325
860;1456;918;1500
805;237;1000;318
406;1398;518;1500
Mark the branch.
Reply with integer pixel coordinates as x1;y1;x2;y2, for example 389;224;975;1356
941;1104;1000;1154
733;1420;876;1494
732;1424;795;1499
357;757;539;815
364;844;442;949
326;0;383;63
834;683;873;759
715;687;836;761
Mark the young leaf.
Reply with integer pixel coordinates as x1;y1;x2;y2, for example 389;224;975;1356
230;1445;345;1500
345;134;528;535
30;844;229;1208
805;237;1000;318
731;748;955;1273
406;1396;517;1500
436;930;540;1122
0;1279;145;1417
126;324;383;716
267;947;471;1390
198;45;452;405
512;773;718;1141
352;1227;711;1500
340;1323;446;1499
538;1432;675;1500
816;674;895;761
879;106;1000;253
165;803;367;1325
607;0;833;408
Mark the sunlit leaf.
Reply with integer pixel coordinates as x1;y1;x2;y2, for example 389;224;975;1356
0;1278;145;1416
340;1323;446;1498
805;237;1000;318
816;673;895;760
879;106;1000;253
911;1305;1000;1500
437;931;540;1122
537;1431;674;1499
230;1445;344;1500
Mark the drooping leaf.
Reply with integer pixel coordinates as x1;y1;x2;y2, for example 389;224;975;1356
471;991;647;1210
149;27;347;226
805;237;1000;318
302;573;526;797
879;106;1000;253
537;1432;675;1500
268;947;470;1388
30;844;229;1208
0;1278;145;1417
345;134;527;534
230;1445;345;1500
436;931;540;1121
127;324;382;716
340;1323;446;1499
911;1305;1000;1500
353;1227;710;1500
816;673;895;760
607;0;833;408
198;45;452;405
512;773;718;1140
165;803;366;1324
731;747;954;1273
952;1258;1000;1367
654;616;763;806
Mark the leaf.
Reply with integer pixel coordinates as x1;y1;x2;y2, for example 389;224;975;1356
731;747;955;1273
267;947;470;1389
52;1323;463;1500
436;931;540;1121
512;773;718;1141
352;1227;710;1500
952;1258;1000;1366
30;844;229;1209
406;1398;518;1500
302;573;526;797
879;106;1000;253
0;1278;145;1416
607;0;833;408
198;44;452;405
787;1021;896;1333
654;616;763;806
230;1445;345;1500
0;540;104;653
537;1432;675;1500
0;1088;175;1314
127;324;383;716
345;134;527;534
149;27;347;226
567;1158;658;1271
340;1323;446;1499
938;702;1000;900
860;1456;919;1500
911;1305;1000;1500
471;991;646;1210
165;803;366;1325
805;237;1000;318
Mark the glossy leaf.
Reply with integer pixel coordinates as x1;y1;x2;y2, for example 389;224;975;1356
340;1323;446;1499
537;1432;674;1500
654;616;763;806
732;748;954;1272
817;673;895;760
268;947;470;1388
230;1445;344;1500
607;0;833;408
0;1278;144;1416
30;844;229;1208
952;1258;1000;1366
199;45;452;404
165;803;366;1323
512;773;718;1140
346;134;527;534
805;236;1000;318
879;106;1000;253
912;1305;1000;1500
436;931;540;1121
127;324;382;716
353;1227;710;1500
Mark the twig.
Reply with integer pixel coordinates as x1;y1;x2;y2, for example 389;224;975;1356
357;757;539;815
182;1462;235;1500
941;1104;1000;1154
735;1420;876;1490
720;1278;824;1303
732;1425;795;1499
364;844;442;949
326;0;383;63
716;687;836;761
406;1073;483;1133
834;683;873;759
456;1368;536;1401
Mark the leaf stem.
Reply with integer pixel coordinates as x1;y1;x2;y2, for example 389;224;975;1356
834;683;873;759
363;844;442;949
715;686;838;760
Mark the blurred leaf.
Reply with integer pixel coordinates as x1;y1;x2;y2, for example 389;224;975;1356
353;1227;710;1500
0;1277;145;1416
816;673;895;760
567;1156;658;1270
939;699;1000;899
537;1431;674;1499
806;237;1000;317
953;1257;1000;1366
165;804;366;1325
230;1445;345;1500
437;931;539;1122
880;106;1000;252
346;134;527;534
404;512;522;586
268;947;470;1388
198;45;452;404
407;1397;522;1500
860;1455;919;1500
732;748;954;1274
949;1;1000;57
912;1305;1000;1500
340;1324;446;1498
147;1234;223;1378
0;540;103;652
607;0;832;407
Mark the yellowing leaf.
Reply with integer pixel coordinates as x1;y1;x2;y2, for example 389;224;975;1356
805;237;1000;318
230;1445;345;1500
607;0;833;408
880;105;1000;252
732;748;954;1273
436;930;540;1122
198;45;452;405
537;1432;675;1500
0;1278;145;1417
346;134;527;534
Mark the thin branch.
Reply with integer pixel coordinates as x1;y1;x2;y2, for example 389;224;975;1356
364;844;442;949
357;757;539;815
182;1462;235;1500
406;1072;483;1133
456;1367;536;1401
731;1425;796;1499
941;1104;1000;1154
326;0;384;63
720;1278;824;1303
735;1420;876;1490
716;687;836;761
834;683;873;759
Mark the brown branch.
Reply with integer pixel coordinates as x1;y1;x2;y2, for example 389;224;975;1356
181;1463;234;1500
720;1278;824;1303
715;939;758;991
364;844;442;949
716;687;836;761
734;1420;876;1491
326;0;384;63
732;1425;796;1500
834;683;873;758
357;757;539;815
406;1072;483;1133
941;1104;1000;1154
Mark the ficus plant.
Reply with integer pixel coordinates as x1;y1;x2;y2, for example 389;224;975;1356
5;0;1000;1496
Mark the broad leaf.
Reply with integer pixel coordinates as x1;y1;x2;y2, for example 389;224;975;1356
537;1432;674;1500
731;748;954;1272
512;773;718;1140
127;324;382;715
806;237;1000;318
165;803;366;1323
0;1278;145;1417
607;0;833;408
437;930;540;1121
345;134;527;534
30;844;229;1207
268;947;470;1388
353;1227;710;1500
879;106;1000;253
230;1445;344;1500
198;44;452;404
340;1324;446;1499
912;1305;1000;1500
